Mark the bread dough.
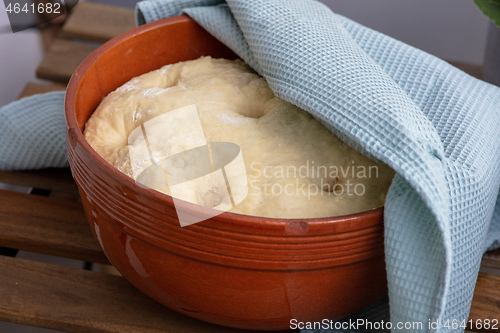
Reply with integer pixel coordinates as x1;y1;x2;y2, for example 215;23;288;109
84;56;394;218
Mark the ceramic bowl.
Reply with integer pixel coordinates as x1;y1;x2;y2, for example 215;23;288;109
65;15;387;331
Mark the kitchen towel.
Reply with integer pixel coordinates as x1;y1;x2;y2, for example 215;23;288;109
135;0;500;332
0;92;67;170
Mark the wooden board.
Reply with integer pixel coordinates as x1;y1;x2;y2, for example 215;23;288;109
18;82;66;99
36;38;97;83
482;248;500;270
0;189;108;264
62;1;136;43
0;254;495;333
0;255;261;333
0;168;79;200
468;272;500;332
36;1;137;83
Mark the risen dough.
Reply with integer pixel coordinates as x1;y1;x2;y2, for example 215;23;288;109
84;56;394;218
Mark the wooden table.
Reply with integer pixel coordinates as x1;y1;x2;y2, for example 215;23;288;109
0;2;499;332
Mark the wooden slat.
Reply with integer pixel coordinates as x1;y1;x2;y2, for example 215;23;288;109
468;272;500;332
62;1;136;43
36;38;97;83
38;21;64;52
17;82;66;99
0;255;278;333
0;168;79;201
482;248;500;270
0;189;108;264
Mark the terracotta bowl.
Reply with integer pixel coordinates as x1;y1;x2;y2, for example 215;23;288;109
65;15;387;331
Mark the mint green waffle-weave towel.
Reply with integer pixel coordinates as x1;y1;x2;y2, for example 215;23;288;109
135;0;500;332
0;92;67;170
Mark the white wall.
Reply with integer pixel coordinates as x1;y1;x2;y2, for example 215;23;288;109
0;7;44;106
0;0;491;108
320;0;489;64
